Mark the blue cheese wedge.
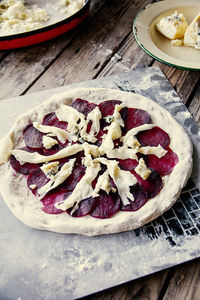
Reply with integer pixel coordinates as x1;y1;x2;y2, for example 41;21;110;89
156;11;188;40
184;13;200;49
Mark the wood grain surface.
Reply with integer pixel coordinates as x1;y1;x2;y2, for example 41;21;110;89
0;0;200;299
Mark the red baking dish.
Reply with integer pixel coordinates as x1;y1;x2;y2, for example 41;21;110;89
0;0;90;50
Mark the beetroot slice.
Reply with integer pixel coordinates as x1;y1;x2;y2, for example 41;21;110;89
118;158;138;171
90;191;121;219
41;188;69;214
121;107;152;133
135;169;163;199
71;98;97;116
147;149;179;176
10;155;39;175
42;112;68;130
23;125;44;149
27;168;49;195
68;197;97;217
99;100;122;118
137;126;170;149
121;183;148;211
60;164;86;191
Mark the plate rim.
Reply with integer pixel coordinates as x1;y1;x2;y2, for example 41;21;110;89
133;0;200;71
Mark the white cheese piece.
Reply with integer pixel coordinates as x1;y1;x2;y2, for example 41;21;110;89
12;143;83;164
86;106;102;136
0;0;49;35
99;103;124;152
156;11;188;40
122;124;155;147
33;122;68;144
92;170;111;197
138;144;167;158
134;158;151;180
82;143;101;167
29;184;37;190
38;159;75;197
184;13;200;49
56;103;86;134
42;135;58;149
56;162;101;211
106;145;138;160
171;39;183;47
94;158;137;205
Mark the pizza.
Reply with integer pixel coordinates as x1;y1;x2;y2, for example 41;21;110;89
0;88;193;236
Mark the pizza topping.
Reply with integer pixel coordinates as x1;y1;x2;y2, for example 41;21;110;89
12;143;83;164
138;144;167;158
33;121;69;144
38;159;75;198
134;158;151;180
55;162;101;212
10;97;179;219
42;135;58;149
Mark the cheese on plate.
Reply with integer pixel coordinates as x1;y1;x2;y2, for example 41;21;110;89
184;12;200;49
156;11;188;40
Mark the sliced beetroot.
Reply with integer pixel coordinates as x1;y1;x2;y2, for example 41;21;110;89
121;108;152;133
99;100;122;118
147;149;179;176
42;112;68;130
41;188;69;214
90;191;121;219
70;197;98;217
121;183;148;211
137;169;163;199
27;168;49;195
71;98;97;116
10;155;39;175
137;126;170;149
23;125;44;149
60;164;86;191
118;158;138;171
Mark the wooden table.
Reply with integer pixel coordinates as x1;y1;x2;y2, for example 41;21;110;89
1;1;199;299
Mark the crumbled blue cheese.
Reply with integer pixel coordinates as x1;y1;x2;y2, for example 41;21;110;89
184;13;200;49
92;170;111;197
156;11;188;40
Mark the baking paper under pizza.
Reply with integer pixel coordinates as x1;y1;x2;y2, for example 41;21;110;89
0;88;193;236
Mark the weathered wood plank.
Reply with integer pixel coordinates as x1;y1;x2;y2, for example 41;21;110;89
83;269;168;300
0;0;106;100
27;0;153;94
98;33;153;77
153;61;200;104
163;259;200;300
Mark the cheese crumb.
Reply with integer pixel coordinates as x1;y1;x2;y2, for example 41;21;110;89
156;11;188;40
134;158;151;180
42;135;58;149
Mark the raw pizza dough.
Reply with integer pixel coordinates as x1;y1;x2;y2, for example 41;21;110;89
0;88;193;236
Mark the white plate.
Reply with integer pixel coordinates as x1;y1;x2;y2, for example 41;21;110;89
133;0;200;70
